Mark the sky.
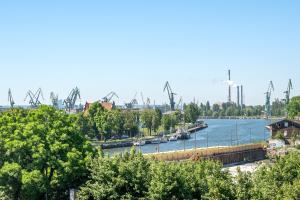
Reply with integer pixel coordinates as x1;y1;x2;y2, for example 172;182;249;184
0;0;300;106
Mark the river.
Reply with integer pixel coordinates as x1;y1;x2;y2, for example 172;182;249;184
104;119;272;155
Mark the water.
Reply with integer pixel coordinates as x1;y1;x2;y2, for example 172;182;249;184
104;119;272;155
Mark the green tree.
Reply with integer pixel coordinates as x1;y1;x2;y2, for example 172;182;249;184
0;162;22;200
184;103;199;123
287;96;300;119
152;109;162;134
0;106;94;199
148;162;189;200
162;114;172;132
235;168;253;200
141;109;155;135
77;148;150;200
123;111;139;137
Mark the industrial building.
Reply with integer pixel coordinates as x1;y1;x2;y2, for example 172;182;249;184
267;119;300;139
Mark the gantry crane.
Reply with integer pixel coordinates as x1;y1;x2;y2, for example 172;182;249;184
163;81;176;111
64;87;81;111
284;79;293;105
102;91;118;103
8;89;15;108
50;92;59;109
24;88;44;108
125;92;138;109
265;81;274;118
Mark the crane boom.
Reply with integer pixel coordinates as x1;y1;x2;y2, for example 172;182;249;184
265;81;274;118
163;81;176;111
8;89;15;108
284;79;293;105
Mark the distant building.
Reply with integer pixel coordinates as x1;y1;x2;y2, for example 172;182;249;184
266;119;300;139
84;101;115;113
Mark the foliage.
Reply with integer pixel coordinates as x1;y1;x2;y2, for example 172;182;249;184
82;102;139;139
78;149;235;200
273;131;285;140
184;103;199;123
77;148;150;200
287;96;300;119
0;106;94;199
140;109;162;135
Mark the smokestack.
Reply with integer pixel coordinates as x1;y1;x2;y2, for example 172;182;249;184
241;85;244;109
237;86;240;107
228;70;231;103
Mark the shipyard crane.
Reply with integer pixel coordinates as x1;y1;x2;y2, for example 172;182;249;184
163;81;176;111
284;79;293;105
24;88;44;108
146;97;151;108
177;96;183;110
8;89;15;108
50;92;59;108
140;92;145;108
102;91;118;103
265;81;274;118
125;92;138;109
64;87;81;111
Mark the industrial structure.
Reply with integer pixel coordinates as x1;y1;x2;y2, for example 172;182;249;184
265;81;274;118
241;85;244;109
163;81;176;111
102;91;118;103
125;93;138;109
24;88;44;108
64;87;81;111
8;89;15;108
236;86;240;107
284;79;293;105
50;92;59;108
228;70;232;103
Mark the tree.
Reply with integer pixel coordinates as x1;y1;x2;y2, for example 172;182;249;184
141;109;155;135
80;102;106;139
235;168;253;200
287;96;300;119
212;104;220;113
77;148;150;200
152;109;162;134
184;103;199;123
162;115;172;132
123;111;139;137
148;162;189;200
0;162;22;200
0;106;94;199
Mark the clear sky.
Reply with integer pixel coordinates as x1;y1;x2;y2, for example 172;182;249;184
0;0;299;106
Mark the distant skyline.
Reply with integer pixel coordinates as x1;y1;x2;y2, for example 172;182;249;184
0;1;299;106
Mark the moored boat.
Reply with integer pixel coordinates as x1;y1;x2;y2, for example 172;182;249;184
133;140;146;146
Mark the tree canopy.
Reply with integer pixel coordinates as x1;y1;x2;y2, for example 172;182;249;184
0;106;94;200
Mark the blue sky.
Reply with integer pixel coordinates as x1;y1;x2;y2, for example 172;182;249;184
0;0;299;106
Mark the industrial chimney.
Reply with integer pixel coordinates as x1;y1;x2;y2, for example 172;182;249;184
241;85;244;109
228;70;231;103
237;86;240;107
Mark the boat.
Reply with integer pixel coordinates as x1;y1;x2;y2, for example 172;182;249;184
176;127;191;140
169;135;178;141
160;136;169;143
133;140;146;146
151;138;161;144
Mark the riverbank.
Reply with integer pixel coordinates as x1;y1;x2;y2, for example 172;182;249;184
92;123;208;149
198;116;283;120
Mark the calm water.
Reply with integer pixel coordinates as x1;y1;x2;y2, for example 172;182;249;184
104;119;272;155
